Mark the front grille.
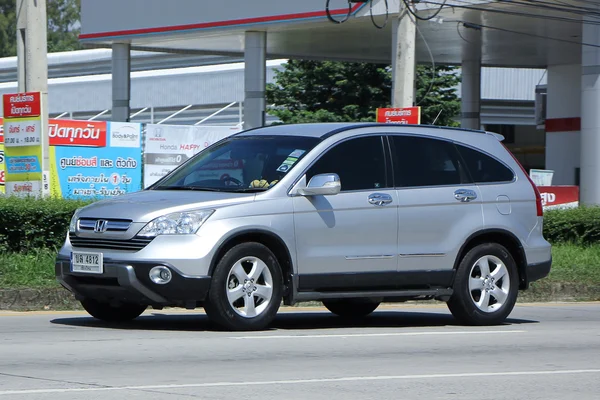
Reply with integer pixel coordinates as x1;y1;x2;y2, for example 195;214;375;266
78;218;132;232
69;234;153;251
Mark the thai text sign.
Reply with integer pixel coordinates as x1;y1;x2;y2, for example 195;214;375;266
376;107;421;124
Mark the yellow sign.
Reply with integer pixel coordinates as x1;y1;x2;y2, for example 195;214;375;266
2;114;43;196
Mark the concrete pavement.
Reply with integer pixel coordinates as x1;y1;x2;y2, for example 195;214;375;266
0;303;599;399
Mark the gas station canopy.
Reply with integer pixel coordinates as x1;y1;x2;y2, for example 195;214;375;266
80;0;582;67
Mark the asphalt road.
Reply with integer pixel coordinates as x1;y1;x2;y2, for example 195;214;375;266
0;303;599;400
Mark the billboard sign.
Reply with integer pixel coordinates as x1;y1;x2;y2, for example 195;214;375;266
2;92;44;197
143;124;241;188
49;121;142;199
376;107;421;124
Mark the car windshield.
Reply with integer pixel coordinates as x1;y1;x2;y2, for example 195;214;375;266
151;135;320;192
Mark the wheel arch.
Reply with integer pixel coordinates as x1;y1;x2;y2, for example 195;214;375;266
209;229;295;301
453;229;529;289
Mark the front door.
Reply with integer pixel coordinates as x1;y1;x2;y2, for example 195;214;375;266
293;135;398;292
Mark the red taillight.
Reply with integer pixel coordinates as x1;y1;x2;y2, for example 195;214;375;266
502;143;544;217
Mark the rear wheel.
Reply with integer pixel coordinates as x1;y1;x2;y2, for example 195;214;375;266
323;299;380;318
81;299;147;322
447;243;519;326
204;242;283;331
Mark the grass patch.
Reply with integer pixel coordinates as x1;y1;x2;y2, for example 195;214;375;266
0;245;599;291
544;244;600;283
0;249;59;289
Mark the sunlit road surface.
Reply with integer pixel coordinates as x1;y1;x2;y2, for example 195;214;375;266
0;303;599;399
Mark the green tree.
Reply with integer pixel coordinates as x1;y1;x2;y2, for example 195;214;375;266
0;0;81;58
266;60;461;127
0;0;17;58
47;0;82;53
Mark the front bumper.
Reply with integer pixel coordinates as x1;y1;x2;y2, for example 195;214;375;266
55;256;211;307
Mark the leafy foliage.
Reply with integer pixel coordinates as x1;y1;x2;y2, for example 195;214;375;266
0;0;17;58
0;0;81;57
0;196;91;253
266;60;461;127
543;206;600;246
46;0;82;53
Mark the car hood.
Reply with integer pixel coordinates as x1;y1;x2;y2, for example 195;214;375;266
78;189;254;222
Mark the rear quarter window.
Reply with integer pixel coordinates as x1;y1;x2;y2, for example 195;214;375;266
456;144;515;183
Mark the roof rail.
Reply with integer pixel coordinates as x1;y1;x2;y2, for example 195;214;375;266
321;122;488;139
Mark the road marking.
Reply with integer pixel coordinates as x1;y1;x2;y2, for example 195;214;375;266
1;369;599;396
229;329;527;340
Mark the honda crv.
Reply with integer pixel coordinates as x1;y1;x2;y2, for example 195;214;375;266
55;123;552;331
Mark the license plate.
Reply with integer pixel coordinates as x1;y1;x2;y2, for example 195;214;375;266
71;251;103;274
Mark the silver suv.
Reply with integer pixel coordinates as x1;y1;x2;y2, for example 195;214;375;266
55;123;552;331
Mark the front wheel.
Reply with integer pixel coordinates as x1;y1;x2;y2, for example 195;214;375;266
81;299;147;322
204;242;283;331
323;299;380;318
447;243;519;326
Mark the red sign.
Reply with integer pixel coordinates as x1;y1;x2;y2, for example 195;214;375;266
48;119;107;147
376;107;421;124
2;92;41;118
538;186;579;210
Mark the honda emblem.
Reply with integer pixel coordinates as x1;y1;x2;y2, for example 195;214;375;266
94;220;108;233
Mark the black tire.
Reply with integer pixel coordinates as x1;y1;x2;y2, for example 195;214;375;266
323;298;380;318
204;242;283;331
80;299;146;322
447;243;519;326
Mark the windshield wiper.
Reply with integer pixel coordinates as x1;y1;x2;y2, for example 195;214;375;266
155;186;225;192
227;188;268;193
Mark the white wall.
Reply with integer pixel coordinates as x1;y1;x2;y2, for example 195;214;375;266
545;64;581;185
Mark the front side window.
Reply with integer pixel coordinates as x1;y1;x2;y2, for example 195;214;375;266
306;136;388;191
391;135;465;187
152;135;319;192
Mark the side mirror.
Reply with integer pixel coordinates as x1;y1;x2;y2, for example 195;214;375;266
297;173;341;196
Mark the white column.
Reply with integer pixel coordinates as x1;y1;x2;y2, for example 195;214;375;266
112;43;131;122
580;16;600;204
243;31;266;130
460;24;482;130
16;0;49;196
391;6;416;107
545;64;581;186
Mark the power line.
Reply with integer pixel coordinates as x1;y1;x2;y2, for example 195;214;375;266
419;0;600;27
325;0;352;24
403;0;448;21
370;0;389;29
415;22;437;106
456;19;600;49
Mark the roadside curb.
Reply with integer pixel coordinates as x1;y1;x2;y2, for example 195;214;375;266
1;282;599;311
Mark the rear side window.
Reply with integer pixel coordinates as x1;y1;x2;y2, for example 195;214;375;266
456;144;515;183
390;136;465;187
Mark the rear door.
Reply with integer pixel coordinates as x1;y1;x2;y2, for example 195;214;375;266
388;134;484;286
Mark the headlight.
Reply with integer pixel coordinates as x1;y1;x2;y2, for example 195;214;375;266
69;208;83;233
138;210;214;237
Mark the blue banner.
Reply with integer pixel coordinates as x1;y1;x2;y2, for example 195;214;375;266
49;122;143;200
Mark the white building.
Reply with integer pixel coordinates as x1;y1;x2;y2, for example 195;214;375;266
0;47;547;171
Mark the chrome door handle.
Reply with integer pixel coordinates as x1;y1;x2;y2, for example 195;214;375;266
368;193;393;206
454;189;478;202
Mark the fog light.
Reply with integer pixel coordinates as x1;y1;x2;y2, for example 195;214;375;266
149;266;172;285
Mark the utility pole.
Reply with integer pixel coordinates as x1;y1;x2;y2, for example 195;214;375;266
15;0;49;197
391;1;417;107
